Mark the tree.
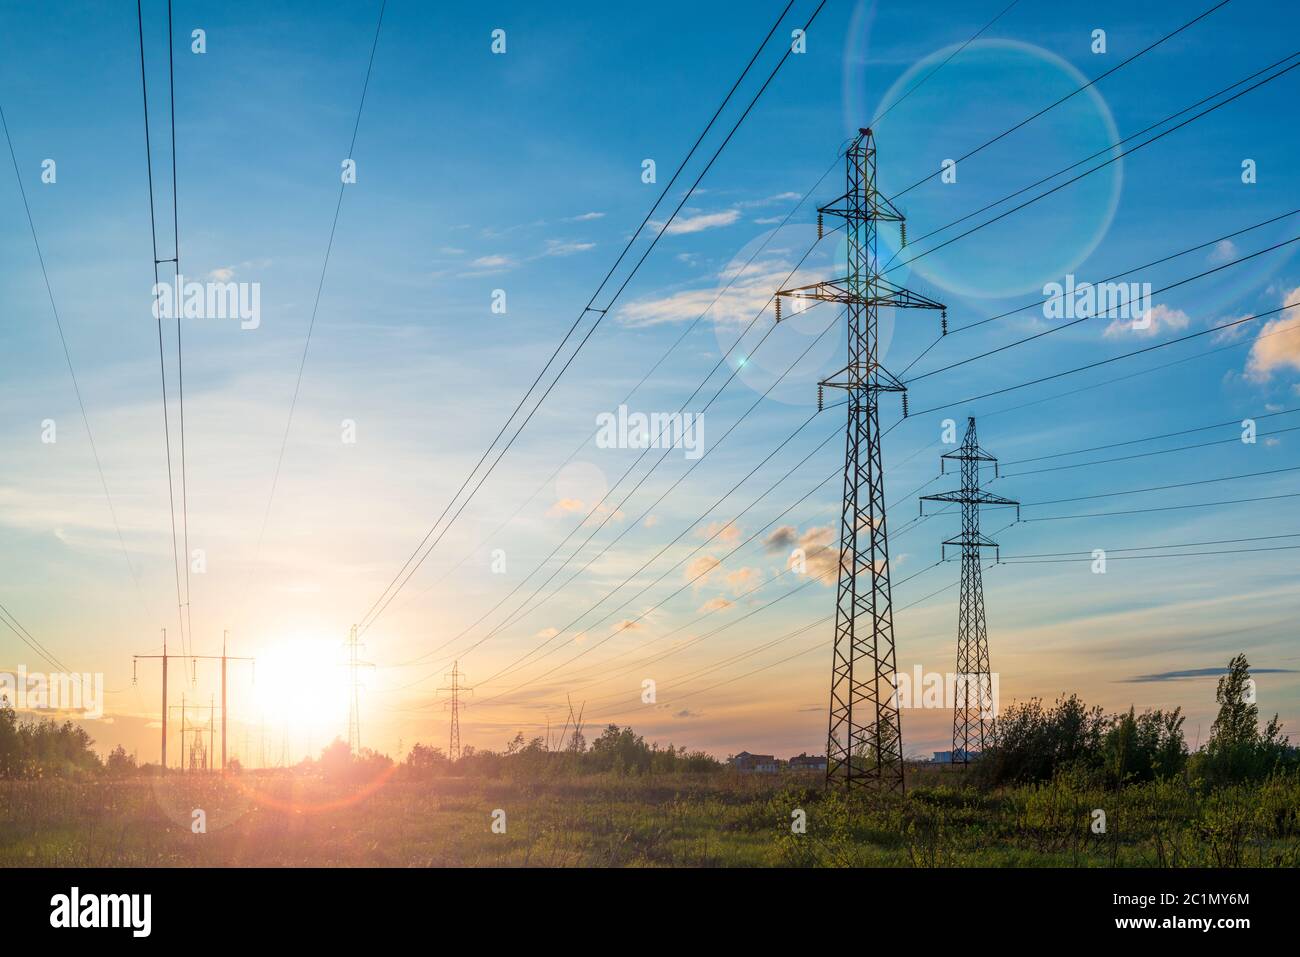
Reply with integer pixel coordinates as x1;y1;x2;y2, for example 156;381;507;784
1211;653;1259;746
1203;653;1290;784
404;742;448;776
105;744;137;777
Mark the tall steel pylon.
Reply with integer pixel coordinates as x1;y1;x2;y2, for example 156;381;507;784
345;625;373;753
776;128;946;791
438;662;472;762
920;417;1019;764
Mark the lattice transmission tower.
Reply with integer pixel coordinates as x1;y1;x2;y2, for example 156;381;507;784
919;417;1019;764
438;661;472;762
345;625;374;753
776;128;946;791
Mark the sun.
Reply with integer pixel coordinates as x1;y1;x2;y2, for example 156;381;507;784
251;636;351;738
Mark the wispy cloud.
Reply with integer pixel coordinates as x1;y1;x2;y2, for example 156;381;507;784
616;256;823;328
1103;303;1190;339
651;209;740;236
540;239;595;257
1246;286;1300;380
1122;666;1296;682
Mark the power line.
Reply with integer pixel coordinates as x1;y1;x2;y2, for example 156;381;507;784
1001;424;1300;479
0;103;144;607
379;3;1253;681
899;206;1300;379
165;0;194;656
1021;463;1300;508
549;485;949;694
570;552;946;707
577;556;975;723
385;244;841;671
137;0;189;662
0;602;70;674
462;308;842;681
473;414;846;694
885;53;1300;280
885;0;1235;203
1023;490;1300;523
356;0;831;635
907;231;1300;385
386;158;846;627
355;1;803;634
1001;531;1300;560
249;0;388;596
869;0;1023;127
973;318;1300;428
1001;404;1300;466
886;48;1300;274
1003;544;1300;564
907;300;1300;418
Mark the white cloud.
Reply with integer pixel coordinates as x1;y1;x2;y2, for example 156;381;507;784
1211;313;1254;344
1208;239;1238;263
686;554;721;587
699;520;740;544
698;596;732;613
740;192;801;208
764;524;837;585
541;239;595;257
652;209;740;236
566;211;606;222
1246;286;1300;380
1102;303;1190;339
616;257;822;328
724;566;761;594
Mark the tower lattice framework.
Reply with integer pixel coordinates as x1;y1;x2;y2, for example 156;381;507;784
438;661;472;762
776;128;945;791
919;417;1019;764
346;625;373;753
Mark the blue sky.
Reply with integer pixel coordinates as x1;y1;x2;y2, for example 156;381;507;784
1;0;1298;763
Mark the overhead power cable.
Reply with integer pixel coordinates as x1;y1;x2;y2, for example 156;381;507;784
356;0;828;636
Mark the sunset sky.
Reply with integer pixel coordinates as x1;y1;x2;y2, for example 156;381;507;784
2;0;1298;766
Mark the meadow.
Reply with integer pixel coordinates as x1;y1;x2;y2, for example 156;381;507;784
2;765;1297;868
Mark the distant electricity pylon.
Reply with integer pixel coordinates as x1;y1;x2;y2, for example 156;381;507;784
438;661;472;761
346;625;374;753
920;417;1019;765
776;128;946;792
134;628;253;771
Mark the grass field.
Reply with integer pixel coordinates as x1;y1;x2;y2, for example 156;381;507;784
3;766;1297;867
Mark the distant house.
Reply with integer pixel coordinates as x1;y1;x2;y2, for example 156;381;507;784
787;753;827;773
932;749;979;763
731;751;778;773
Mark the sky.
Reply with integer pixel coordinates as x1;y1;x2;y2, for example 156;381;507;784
1;0;1298;766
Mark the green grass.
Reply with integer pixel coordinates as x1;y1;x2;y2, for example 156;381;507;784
2;767;1297;867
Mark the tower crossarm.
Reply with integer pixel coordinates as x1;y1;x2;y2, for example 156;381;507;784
818;362;907;394
920;489;1020;514
941;531;1001;550
818;185;906;223
940;447;999;468
774;276;946;315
